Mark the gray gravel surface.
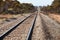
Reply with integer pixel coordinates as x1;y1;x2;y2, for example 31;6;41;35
40;13;60;40
3;14;35;40
32;13;46;40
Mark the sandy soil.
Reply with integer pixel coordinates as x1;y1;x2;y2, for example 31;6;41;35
0;14;31;25
0;14;22;19
0;14;22;25
48;14;60;24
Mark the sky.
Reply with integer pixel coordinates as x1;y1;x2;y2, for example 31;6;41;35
18;0;54;6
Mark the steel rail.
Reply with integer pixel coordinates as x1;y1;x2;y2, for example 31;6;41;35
0;14;32;40
26;14;37;40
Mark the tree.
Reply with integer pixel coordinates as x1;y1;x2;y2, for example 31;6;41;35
51;0;60;13
0;0;35;14
41;0;60;13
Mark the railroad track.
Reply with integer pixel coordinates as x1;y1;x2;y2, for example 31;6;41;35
31;13;60;40
0;14;32;39
0;12;60;40
31;14;45;40
0;13;37;40
0;14;29;28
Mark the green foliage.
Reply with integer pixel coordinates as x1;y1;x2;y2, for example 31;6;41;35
41;0;60;13
0;0;35;14
52;0;60;8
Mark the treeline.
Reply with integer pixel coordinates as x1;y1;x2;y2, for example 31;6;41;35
41;0;60;13
0;0;36;14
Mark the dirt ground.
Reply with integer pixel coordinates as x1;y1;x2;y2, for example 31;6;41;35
0;14;21;23
0;14;21;19
0;14;31;24
48;13;60;24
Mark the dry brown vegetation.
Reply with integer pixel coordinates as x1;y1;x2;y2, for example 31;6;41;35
48;13;60;24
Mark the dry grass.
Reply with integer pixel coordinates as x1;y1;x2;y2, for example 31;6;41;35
48;13;60;24
0;14;22;24
0;14;30;24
